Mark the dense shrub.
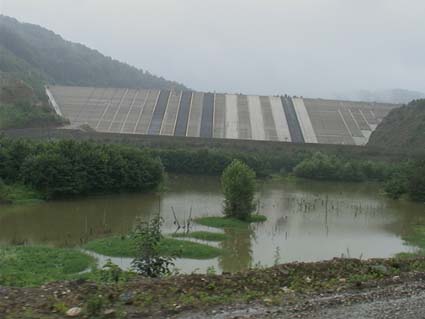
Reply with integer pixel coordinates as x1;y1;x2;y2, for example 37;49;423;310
0;138;164;198
293;152;393;182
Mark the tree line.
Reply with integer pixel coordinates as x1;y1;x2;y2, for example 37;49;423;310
1;137;423;202
293;152;424;202
0;138;164;198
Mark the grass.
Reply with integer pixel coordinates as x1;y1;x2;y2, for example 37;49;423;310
0;246;95;287
0;183;43;204
84;236;222;260
172;231;228;242
194;215;267;229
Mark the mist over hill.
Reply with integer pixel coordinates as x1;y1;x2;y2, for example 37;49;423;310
334;89;425;104
0;15;187;91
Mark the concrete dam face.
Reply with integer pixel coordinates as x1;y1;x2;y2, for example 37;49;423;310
47;86;399;146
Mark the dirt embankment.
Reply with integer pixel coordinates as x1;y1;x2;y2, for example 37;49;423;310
1;257;425;318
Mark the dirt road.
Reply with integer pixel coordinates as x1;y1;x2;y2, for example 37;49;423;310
176;274;425;319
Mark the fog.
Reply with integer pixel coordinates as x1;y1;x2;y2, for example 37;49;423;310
2;0;425;97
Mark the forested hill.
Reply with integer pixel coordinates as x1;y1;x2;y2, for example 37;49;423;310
368;99;425;153
0;15;187;90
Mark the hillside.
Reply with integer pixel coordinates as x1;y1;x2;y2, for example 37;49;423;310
368;99;425;153
0;15;186;91
0;77;66;129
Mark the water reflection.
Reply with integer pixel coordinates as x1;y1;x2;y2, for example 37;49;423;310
220;227;254;272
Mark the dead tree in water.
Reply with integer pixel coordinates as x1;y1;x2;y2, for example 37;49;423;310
171;206;193;234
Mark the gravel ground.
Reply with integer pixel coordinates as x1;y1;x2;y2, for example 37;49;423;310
176;274;425;319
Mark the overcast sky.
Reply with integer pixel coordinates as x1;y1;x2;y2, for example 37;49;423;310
1;0;425;97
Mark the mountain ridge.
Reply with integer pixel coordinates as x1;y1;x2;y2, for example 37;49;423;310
0;15;187;91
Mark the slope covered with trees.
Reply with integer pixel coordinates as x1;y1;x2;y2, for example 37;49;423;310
368;99;425;154
0;15;186;91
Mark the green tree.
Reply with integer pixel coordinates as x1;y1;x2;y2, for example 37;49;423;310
221;160;256;220
131;216;174;278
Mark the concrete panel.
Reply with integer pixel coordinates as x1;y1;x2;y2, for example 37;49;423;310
281;96;304;143
292;98;318;144
95;89;126;131
134;90;160;134
338;103;363;138
350;108;371;131
121;89;149;133
73;88;106;124
48;86;400;145
174;91;192;136
186;92;204;137
304;98;355;145
269;96;291;142
200;93;214;138
237;95;252;140
108;89;138;132
160;91;181;136
225;94;238;139
259;96;278;141
247;95;265;141
213;93;226;138
148;90;171;135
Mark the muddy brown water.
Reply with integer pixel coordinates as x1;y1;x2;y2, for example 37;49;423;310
0;175;423;273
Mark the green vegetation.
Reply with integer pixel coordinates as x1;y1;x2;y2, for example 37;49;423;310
195;215;267;229
84;236;222;260
0;137;164;199
131;216;175;277
5;257;425;318
0;182;42;204
0;100;64;130
368;99;425;154
0;77;66;130
172;231;228;242
0;135;422;202
383;160;425;202
221;160;256;220
407;160;425;202
151;147;280;178
0;15;186;91
0;246;94;287
293;152;394;182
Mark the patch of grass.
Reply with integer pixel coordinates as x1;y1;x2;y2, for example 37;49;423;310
0;183;43;204
84;236;222;260
0;246;95;287
194;215;267;229
172;231;228;242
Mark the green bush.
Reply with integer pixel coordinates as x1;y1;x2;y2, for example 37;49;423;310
221;160;256;220
131;216;175;278
0;138;164;198
293;152;393;182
